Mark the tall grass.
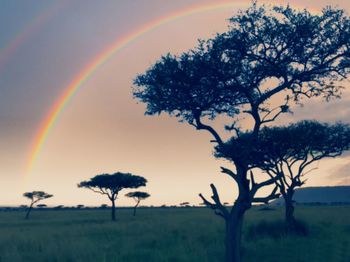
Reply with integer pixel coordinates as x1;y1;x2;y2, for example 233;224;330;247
0;206;348;261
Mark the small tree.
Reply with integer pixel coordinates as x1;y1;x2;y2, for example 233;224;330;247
100;204;108;209
125;191;150;216
23;191;53;219
133;3;350;261
256;121;350;232
78;172;147;221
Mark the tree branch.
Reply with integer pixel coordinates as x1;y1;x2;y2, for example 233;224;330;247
194;114;223;146
199;183;229;219
252;186;280;204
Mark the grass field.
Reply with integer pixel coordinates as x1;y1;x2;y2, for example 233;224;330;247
0;206;349;262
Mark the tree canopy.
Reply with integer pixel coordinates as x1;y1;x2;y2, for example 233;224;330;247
23;191;53;203
134;3;350;140
78;172;147;199
125;191;150;200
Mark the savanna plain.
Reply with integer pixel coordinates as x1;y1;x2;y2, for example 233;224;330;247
0;206;349;262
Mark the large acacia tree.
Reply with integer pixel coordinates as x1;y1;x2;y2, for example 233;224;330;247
254;121;350;232
23;191;53;219
78;172;147;221
133;3;350;262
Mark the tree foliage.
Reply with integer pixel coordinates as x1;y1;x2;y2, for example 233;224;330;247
78;172;147;200
125;191;150;201
23;191;53;204
134;3;350;138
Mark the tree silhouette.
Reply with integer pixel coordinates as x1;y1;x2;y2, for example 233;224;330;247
125;191;150;216
23;191;53;219
78;172;147;221
254;121;350;232
133;3;350;261
100;204;108;209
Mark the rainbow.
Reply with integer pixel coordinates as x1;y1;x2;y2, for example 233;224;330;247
26;0;319;176
0;1;69;71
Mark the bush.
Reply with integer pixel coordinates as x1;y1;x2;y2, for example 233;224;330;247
246;219;309;240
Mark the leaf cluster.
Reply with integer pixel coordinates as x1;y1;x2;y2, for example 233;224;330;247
125;191;150;200
216;120;350;169
23;191;53;202
78;172;147;200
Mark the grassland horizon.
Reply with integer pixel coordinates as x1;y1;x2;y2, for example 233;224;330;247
0;206;349;262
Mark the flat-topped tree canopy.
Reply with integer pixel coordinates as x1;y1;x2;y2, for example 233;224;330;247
134;3;350;141
78;172;147;198
216;120;350;169
260;121;350;164
125;191;150;200
23;191;53;202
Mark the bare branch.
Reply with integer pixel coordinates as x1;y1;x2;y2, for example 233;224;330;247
252;186;280;204
86;187;109;196
199;183;229;219
199;193;225;218
220;166;238;182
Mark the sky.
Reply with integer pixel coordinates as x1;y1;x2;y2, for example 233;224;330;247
0;0;350;207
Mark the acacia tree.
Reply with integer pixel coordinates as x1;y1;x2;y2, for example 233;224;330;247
23;191;53;219
125;191;150;216
78;172;147;221
255;121;350;232
133;3;350;262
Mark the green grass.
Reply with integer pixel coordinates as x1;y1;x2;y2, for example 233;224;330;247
0;206;349;261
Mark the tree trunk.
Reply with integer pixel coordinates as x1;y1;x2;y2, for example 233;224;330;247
284;192;296;232
25;203;33;220
225;209;244;262
133;201;140;216
111;199;116;221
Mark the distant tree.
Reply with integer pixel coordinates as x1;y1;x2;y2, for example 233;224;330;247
76;205;84;209
37;204;47;208
179;202;190;207
133;3;350;261
100;204;108;209
78;172;147;221
125;191;150;216
23;191;53;219
54;205;64;210
256;121;350;232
